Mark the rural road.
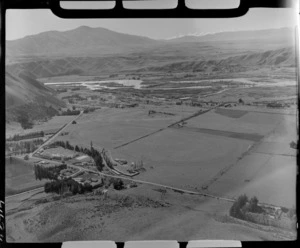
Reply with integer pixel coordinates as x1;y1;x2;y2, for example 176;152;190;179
30;111;83;158
66;164;236;203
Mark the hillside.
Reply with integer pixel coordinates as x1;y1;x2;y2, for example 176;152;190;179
6;46;295;79
137;47;295;73
6;71;64;107
6;71;65;124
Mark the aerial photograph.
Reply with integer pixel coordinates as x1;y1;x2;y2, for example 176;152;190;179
5;2;298;242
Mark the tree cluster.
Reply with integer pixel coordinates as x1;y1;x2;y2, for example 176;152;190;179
62;94;86;101
59;109;80;116
49;140;74;150
290;141;297;149
44;178;93;195
56;88;68;93
34;163;67;181
6;138;44;154
229;194;264;220
111;178;125;190
83;107;96;114
104;177;125;190
14;103;58;129
17;114;33;129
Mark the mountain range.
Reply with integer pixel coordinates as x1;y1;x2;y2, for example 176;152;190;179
6;26;159;58
6;26;295;58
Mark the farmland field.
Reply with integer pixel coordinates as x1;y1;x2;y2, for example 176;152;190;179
116;127;253;190
207;111;297;208
55;106;199;150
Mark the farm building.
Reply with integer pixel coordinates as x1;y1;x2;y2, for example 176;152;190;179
73;177;103;188
51;154;62;160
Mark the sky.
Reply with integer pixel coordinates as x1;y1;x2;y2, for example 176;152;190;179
6;0;298;41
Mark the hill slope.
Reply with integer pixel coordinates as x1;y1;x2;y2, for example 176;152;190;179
6;71;65;124
6;71;64;107
6;47;295;78
137;47;295;73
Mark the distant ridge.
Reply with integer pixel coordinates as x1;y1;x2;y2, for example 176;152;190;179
167;27;294;43
6;26;159;57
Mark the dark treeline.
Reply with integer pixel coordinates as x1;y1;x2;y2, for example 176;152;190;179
230;195;264;220
6;139;44;154
34;163;67;181
49;140;105;171
49;140;75;150
7;131;44;141
59;109;80;116
108;178;125;190
83;107;96;114
44;178;93;195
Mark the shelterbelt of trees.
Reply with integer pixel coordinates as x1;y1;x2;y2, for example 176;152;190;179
59;109;80;116
7;131;45;141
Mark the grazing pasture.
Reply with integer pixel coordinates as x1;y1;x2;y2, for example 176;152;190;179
56;106;198;150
